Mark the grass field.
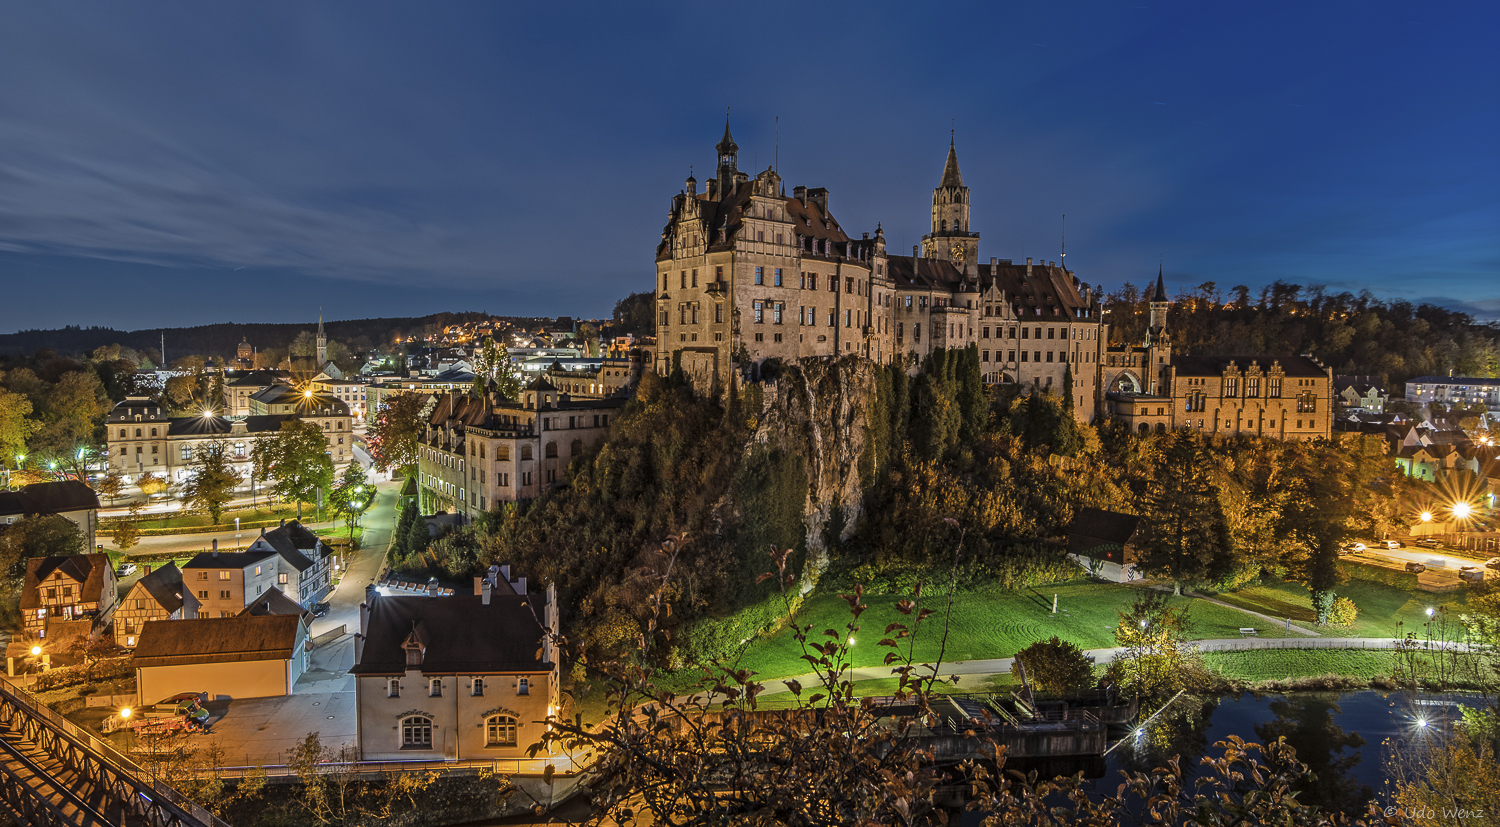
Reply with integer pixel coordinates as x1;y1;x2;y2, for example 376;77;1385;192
1213;579;1468;638
1201;649;1401;683
720;582;1306;682
119;504;300;530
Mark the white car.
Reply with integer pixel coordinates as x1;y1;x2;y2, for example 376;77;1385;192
1380;540;1405;550
1486;557;1500;571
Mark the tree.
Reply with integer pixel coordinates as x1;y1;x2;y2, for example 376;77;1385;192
404;507;430;560
472;338;521;400
1133;431;1234;594
252;421;334;518
1277;439;1353;624
1105;590;1200;697
182;439;242;525
366;392;426;475
611;290;655;336
135;472;169;499
390;499;418;559
110;505;142;553
0;389;38;471
0;514;85;585
1011;636;1095;694
94;471;124;504
329;462;369;536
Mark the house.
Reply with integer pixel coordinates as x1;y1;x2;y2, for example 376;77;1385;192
1335;375;1388;415
114;563;198;649
1065;508;1142;583
243;519;334;608
19;553;118;638
131;614;309;704
0;480;102;549
351;575;559;761
182;520;331;616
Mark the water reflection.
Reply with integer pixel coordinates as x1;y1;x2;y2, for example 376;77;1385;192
1253;693;1372;816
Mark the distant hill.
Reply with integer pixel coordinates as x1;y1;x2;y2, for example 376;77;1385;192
0;312;527;360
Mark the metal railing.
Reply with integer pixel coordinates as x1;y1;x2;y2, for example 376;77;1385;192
0;676;230;827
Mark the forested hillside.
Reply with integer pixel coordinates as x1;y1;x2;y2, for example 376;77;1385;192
0;311;494;360
1106;279;1500;386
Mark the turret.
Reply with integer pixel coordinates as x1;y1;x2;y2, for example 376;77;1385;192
716;118;738;198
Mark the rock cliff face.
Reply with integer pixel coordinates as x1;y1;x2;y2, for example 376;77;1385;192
747;357;878;588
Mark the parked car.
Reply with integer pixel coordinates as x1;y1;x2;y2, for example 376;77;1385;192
1459;566;1484;583
311;601;331;618
117;563;137;576
1486;557;1500;570
1339;543;1367;555
1380;540;1405;550
1414;538;1442;549
1405;561;1427;573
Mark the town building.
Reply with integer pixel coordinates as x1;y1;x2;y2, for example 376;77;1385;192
238;587;312;622
182;520;332;615
310;373;370;424
416;380;625;514
1405;376;1500;413
350;574;559;761
1104;353;1334;439
131;614;309;704
114;562;197;649
222;370;291;417
19;553;118;639
105;396;354;487
1335;376;1389;415
0;480;101;549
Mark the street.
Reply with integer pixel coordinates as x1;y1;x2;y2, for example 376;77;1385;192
1357;541;1498;572
309;478;396;639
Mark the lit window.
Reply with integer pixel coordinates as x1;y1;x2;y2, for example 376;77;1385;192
401;715;432;748
485;715;518;747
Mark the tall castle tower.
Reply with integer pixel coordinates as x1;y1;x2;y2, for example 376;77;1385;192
1144;267;1172;393
921;135;980;275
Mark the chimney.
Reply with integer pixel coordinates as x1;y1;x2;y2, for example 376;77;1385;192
515;576;527;595
991;257;997;266
260;527;266;537
473;576;483;596
481;579;492;605
211;539;218;556
793;185;807;205
499;565;510;582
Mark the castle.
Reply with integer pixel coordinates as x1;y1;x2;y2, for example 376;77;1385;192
654;123;1332;438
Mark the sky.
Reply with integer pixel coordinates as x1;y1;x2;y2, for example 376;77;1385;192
1;1;1497;333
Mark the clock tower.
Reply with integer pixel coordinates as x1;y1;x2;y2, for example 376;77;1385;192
921;134;979;275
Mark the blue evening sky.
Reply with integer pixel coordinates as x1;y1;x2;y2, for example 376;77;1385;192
1;1;1496;332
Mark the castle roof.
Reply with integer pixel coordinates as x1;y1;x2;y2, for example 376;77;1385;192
1170;354;1328;378
939;139;964;189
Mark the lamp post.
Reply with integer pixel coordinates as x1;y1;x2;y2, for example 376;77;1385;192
119;707;134;755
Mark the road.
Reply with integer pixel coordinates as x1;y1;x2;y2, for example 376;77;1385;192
309;479;396;639
1354;542;1498;572
102;517;338;558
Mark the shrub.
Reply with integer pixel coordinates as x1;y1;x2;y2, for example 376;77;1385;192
1011;636;1094;694
1328;595;1359;627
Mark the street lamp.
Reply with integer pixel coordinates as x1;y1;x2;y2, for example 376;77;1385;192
1420;511;1433;523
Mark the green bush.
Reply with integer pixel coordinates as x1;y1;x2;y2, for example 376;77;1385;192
1012;636;1095;694
679;590;804;665
1327;595;1359;627
32;658;131;691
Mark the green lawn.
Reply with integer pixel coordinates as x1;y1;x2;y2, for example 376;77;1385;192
720;583;1306;683
1201;649;1401;683
1213;579;1468;639
119;504;300;530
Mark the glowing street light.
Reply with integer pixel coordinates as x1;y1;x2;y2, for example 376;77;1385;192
119;707;132;720
1451;502;1472;520
1426;607;1435;618
304;390;314;399
1420;511;1433;522
29;646;41;657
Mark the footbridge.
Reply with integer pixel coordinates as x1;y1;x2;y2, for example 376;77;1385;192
0;677;227;827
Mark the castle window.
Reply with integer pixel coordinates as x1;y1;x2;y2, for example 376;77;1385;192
715;266;723;281
982;351;989;362
151;428;158;437
388;678;401;698
1247;378;1260;397
1021;328;1029;340
757;230;764;242
135;428;142;438
1225;377;1239;397
715;305;724;324
680;272;687;289
1008;351;1016;362
1047;328;1055;339
774;304;784;324
753;301;764;323
982;327;990;338
1268;378;1282;398
1297;393;1317;413
776;233;783;245
828;276;837;293
774;268;783;287
913;324;921;343
545;442;558;458
755;267;764;285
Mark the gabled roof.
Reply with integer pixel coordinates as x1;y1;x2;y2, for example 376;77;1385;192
183;549;279;570
238;588;309;619
134;562;187;614
0;480;99;518
1066;507;1140;545
19;554;111;610
131;614;304;668
246;520;321;571
350;593;549;675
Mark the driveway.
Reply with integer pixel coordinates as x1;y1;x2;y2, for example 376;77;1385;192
201;690;356;768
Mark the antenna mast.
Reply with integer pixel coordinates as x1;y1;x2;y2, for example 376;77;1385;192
1061;214;1066;268
774;115;779;171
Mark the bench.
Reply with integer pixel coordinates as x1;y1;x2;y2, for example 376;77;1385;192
1238;627;1258;636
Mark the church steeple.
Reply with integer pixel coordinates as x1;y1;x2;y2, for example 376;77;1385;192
316;310;327;366
1147;266;1171;346
715;116;738;197
940;134;964;189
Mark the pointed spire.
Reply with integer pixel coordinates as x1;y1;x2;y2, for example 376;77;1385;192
1152;265;1167;302
716;113;737;156
940;134;964;189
